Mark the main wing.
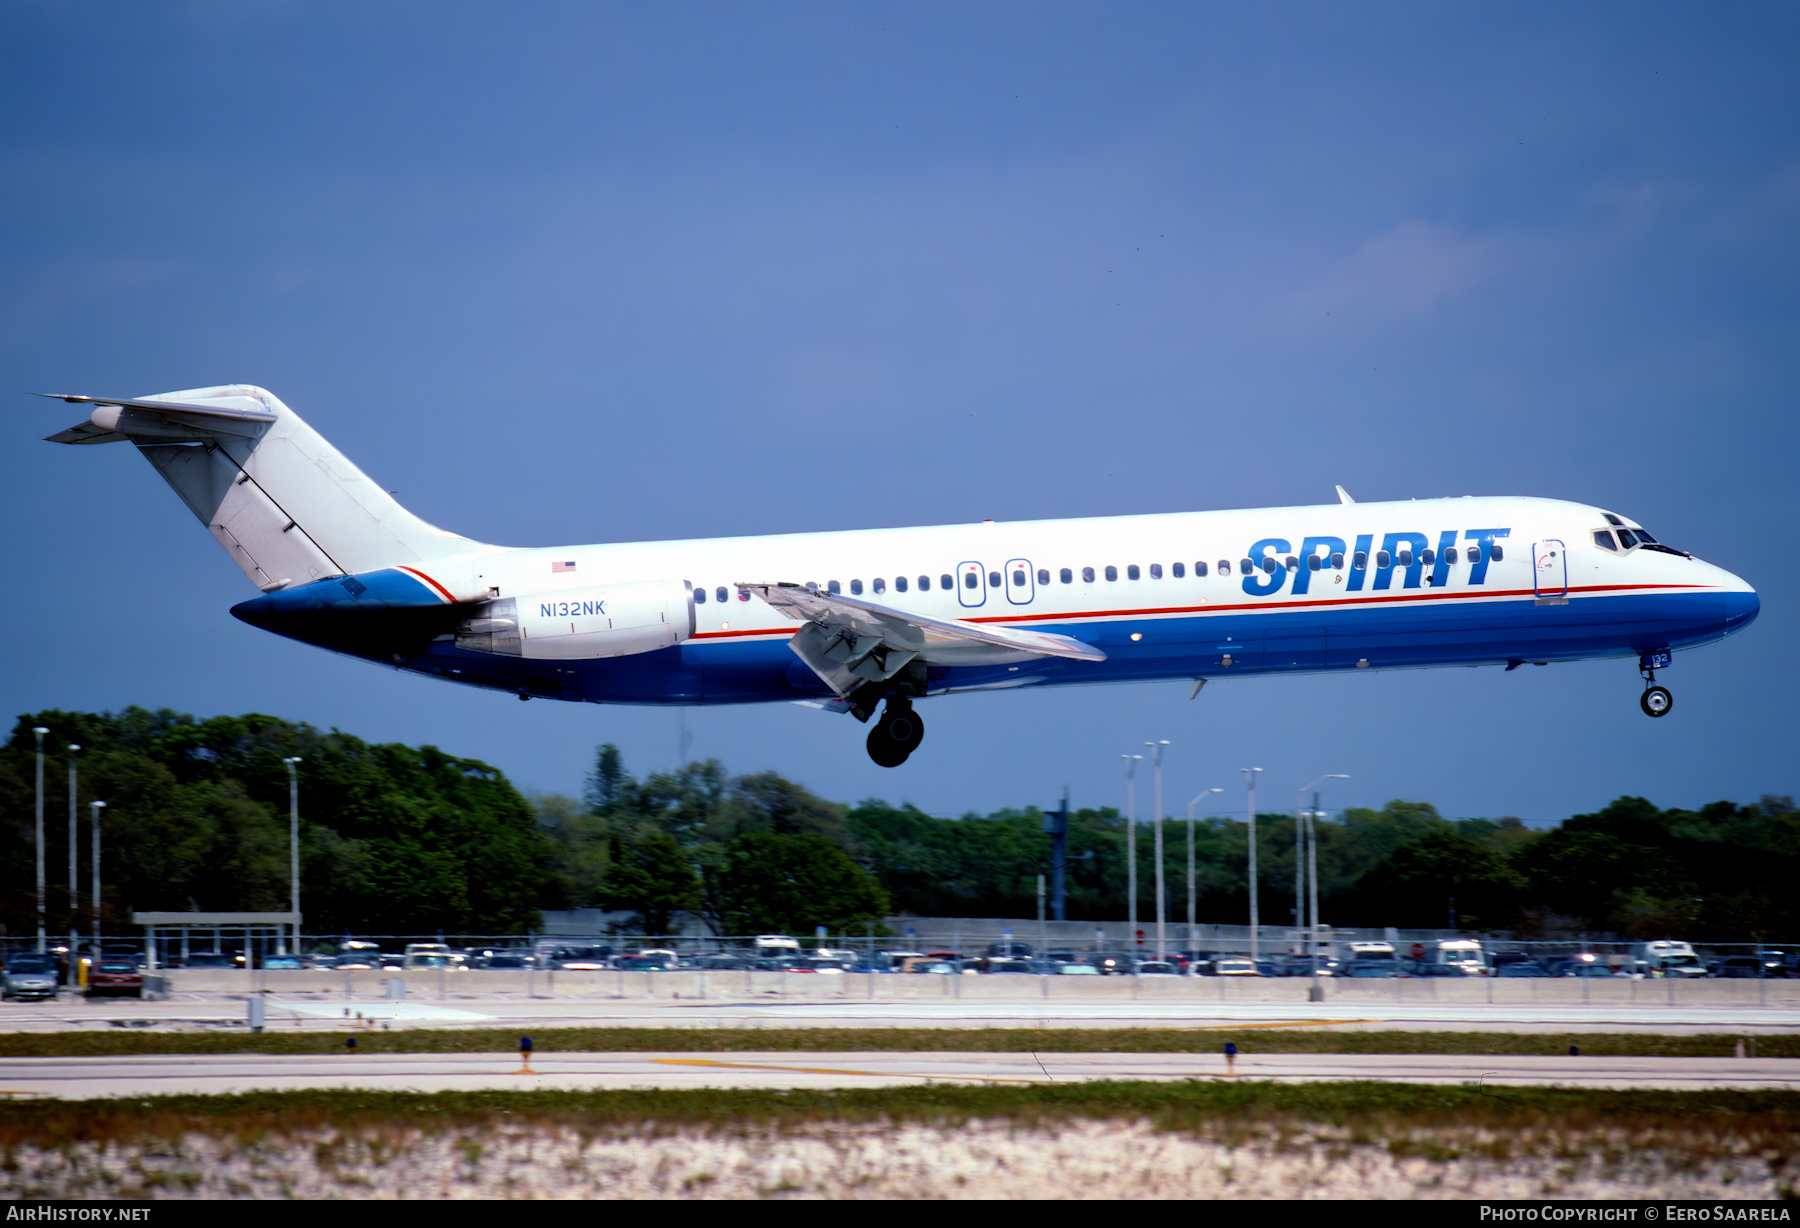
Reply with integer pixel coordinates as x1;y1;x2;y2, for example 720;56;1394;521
740;581;1105;703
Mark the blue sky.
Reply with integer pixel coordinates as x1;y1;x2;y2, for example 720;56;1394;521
4;2;1796;824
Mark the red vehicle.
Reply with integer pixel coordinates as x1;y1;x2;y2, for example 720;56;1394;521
86;960;144;997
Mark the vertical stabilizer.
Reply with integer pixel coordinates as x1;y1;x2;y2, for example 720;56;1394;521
44;385;474;591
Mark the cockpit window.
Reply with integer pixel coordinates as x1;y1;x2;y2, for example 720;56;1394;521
1603;513;1624;526
1593;531;1618;551
1634;529;1658;543
1615;529;1638;548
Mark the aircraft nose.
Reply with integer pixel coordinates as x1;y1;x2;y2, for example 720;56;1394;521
1721;583;1759;635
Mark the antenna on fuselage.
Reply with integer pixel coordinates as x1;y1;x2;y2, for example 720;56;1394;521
1335;485;1356;505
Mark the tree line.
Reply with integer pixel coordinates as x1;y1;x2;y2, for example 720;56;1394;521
4;709;1794;940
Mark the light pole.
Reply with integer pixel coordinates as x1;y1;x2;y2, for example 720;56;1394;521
1295;774;1349;1002
67;744;80;962
1122;754;1142;954
1146;741;1170;960
1186;788;1224;951
282;757;303;956
1242;767;1262;960
32;727;47;953
89;801;105;954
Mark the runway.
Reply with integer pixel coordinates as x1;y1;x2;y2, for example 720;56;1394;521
2;1050;1795;1098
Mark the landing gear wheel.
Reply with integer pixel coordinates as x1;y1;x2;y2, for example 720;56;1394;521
1641;686;1673;718
865;702;926;767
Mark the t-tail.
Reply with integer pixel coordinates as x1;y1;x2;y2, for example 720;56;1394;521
43;385;473;592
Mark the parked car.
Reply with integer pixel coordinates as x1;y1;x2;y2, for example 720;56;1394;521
985;959;1035;974
1135;961;1182;977
2;955;59;1001
1345;962;1398;978
618;955;671;971
182;951;236;969
479;954;531;970
1408;963;1464;978
1495;962;1552;978
1716;956;1769;979
1208;957;1261;977
86;960;144;997
1054;961;1101;975
262;955;305;971
985;942;1034;958
1561;962;1620;978
907;959;961;975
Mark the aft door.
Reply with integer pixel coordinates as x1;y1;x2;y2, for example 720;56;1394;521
957;561;987;608
1533;539;1568;602
1003;558;1035;605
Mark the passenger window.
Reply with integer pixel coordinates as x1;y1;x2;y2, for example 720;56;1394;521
1239;559;1253;575
1330;552;1345;569
873;578;886;594
1307;555;1321;571
695;587;707;603
1194;561;1207;576
1443;548;1457;565
1172;562;1184;578
1218;560;1230;576
1011;569;1025;586
940;574;953;590
1082;566;1096;582
1037;568;1050;585
1353;552;1367;569
850;579;863;595
1127;565;1140;580
1262;558;1278;575
1105;565;1119;581
895;576;908;593
925;576;936;590
1060;568;1073;584
963;573;978;590
1284;556;1299;572
1396;549;1412;567
1490;545;1504;561
1466;546;1481;565
736;587;749;602
1376;551;1391;568
1149;563;1162;579
1594;531;1617;551
1420;548;1435;566
989;571;1002;587
828;580;841;595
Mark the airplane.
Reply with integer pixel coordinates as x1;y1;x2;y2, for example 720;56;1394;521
43;384;1759;767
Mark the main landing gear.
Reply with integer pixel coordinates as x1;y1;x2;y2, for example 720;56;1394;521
866;698;925;767
1640;660;1673;718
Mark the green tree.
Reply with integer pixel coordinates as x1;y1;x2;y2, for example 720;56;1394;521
717;832;889;936
597;830;702;936
1347;828;1526;930
582;743;628;814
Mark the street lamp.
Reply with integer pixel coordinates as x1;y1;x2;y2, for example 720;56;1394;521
1121;754;1142;953
1185;787;1224;951
32;727;47;953
282;757;303;956
66;744;80;961
1295;774;1349;1002
1242;767;1262;960
1146;741;1170;960
89;801;105;954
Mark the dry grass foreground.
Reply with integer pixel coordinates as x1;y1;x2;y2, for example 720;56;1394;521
0;1083;1794;1199
2;1027;1795;1058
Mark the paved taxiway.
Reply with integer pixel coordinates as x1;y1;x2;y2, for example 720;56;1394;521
1;1051;1794;1098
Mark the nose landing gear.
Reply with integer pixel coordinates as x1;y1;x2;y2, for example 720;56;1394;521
1639;656;1673;718
866;698;925;767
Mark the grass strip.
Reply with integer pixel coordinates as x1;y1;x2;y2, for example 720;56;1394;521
0;1028;1792;1058
0;1083;1797;1148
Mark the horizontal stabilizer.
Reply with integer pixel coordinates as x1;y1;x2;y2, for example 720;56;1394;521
44;420;129;445
38;392;278;424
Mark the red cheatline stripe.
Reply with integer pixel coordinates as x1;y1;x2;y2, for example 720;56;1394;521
965;581;1709;627
683;581;1716;642
395;566;456;604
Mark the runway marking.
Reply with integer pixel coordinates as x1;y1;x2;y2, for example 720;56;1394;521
651;1058;1045;1084
1185;1019;1378;1031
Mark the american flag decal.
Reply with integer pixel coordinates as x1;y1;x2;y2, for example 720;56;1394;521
552;561;577;573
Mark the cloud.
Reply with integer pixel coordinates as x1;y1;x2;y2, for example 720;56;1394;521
1292;221;1492;319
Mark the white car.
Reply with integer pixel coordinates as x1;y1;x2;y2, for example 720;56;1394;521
2;956;59;1001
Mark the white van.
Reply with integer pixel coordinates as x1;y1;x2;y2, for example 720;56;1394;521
403;942;461;970
753;935;801;957
1422;939;1488;976
1347;941;1396;965
1628;940;1707;978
